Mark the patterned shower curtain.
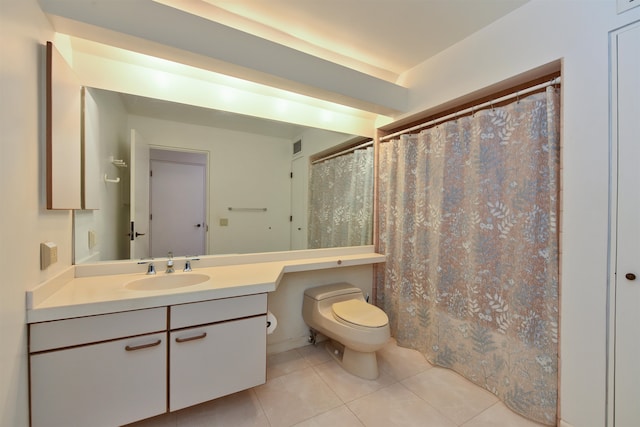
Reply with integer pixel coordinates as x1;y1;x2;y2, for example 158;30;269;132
308;146;374;248
377;87;560;425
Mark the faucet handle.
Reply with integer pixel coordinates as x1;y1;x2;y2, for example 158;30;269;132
184;256;200;272
137;259;156;275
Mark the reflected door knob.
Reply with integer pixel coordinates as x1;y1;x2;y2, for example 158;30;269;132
626;273;637;281
195;224;201;228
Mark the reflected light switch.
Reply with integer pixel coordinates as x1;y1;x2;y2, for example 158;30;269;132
219;218;229;226
88;230;97;249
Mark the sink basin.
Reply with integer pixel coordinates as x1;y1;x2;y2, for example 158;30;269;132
125;273;210;291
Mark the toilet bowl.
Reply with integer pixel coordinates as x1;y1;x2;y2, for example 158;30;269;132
302;283;390;380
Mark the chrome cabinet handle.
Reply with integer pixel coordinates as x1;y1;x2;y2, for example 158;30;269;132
125;339;162;351
175;332;207;343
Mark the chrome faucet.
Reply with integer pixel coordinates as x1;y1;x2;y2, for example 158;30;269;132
183;256;200;272
138;259;156;275
166;252;175;273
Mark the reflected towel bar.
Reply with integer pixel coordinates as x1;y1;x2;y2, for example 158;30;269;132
104;174;120;183
228;207;267;212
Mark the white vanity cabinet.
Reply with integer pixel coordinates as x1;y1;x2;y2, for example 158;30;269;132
28;292;269;424
169;293;267;411
29;308;167;427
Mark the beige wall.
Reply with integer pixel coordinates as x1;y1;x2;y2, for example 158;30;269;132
0;1;69;425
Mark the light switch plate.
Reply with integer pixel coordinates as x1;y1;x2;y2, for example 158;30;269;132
40;242;58;270
219;218;229;226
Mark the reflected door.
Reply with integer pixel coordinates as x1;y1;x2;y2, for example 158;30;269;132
130;129;150;259
149;154;206;258
290;155;307;250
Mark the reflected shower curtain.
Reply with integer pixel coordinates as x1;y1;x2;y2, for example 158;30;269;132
308;146;374;248
377;88;560;425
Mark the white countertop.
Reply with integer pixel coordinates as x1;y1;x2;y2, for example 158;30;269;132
27;249;385;323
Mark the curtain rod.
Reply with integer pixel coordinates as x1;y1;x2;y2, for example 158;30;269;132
380;77;561;142
312;140;374;164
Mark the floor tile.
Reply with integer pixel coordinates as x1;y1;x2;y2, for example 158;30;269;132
461;401;548;427
402;367;498;425
123;339;550;427
124;412;177;427
267;348;311;380
347;383;457;427
174;390;269;427
378;339;433;381
313;357;396;403
292;406;364;427
297;342;332;366
254;367;342;427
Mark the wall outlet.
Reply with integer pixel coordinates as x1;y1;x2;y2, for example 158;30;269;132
40;242;58;270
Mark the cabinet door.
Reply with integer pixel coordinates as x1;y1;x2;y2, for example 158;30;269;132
30;333;166;427
170;315;266;411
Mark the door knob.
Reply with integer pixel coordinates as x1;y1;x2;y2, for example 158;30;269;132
625;273;637;281
195;224;201;228
135;232;145;237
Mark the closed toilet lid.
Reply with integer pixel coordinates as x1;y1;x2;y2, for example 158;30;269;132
332;300;388;328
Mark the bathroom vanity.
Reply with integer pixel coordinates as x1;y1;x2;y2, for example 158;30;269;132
26;248;385;427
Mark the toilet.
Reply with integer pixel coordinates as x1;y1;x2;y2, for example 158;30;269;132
302;283;390;380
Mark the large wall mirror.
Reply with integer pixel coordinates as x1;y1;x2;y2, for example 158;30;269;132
74;88;374;264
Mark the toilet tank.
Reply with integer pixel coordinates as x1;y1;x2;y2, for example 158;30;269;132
304;283;362;301
302;283;364;327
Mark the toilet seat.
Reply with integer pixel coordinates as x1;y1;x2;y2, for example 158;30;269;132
332;300;388;328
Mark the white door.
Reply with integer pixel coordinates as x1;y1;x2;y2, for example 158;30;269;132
290;156;307;250
129;129;150;259
149;156;206;258
613;21;640;427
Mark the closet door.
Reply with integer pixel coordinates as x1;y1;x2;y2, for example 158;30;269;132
613;21;640;427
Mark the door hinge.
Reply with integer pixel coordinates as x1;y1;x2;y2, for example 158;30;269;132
150;170;153;177
289;215;293;222
290;172;293;178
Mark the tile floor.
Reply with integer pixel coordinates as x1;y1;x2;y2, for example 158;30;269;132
127;339;547;427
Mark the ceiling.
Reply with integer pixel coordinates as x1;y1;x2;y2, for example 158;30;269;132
163;0;530;81
116;90;310;139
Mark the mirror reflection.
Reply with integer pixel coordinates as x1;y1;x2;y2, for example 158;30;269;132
74;88;373;264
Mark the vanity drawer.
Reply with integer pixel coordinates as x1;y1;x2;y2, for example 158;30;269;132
29;307;167;353
170;293;267;329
